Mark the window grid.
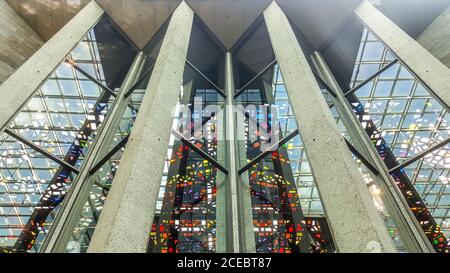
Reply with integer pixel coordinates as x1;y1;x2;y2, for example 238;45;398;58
350;28;450;251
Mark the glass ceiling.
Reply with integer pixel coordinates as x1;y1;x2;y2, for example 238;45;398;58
350;28;450;252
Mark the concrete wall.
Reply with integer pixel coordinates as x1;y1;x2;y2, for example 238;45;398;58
418;5;450;68
0;0;43;85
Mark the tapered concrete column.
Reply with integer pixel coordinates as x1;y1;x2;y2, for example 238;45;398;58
263;2;396;253
355;0;450;110
0;0;104;132
88;1;194;253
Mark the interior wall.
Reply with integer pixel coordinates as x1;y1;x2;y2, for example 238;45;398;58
0;0;44;85
417;5;450;68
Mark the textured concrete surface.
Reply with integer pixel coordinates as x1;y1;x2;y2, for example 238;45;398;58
355;1;450;110
0;0;43;85
418;5;450;68
88;1;194;253
0;0;104;131
264;1;396;253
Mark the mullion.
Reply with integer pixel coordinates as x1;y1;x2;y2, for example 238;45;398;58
3;129;79;174
123;64;154;98
234;59;277;99
239;129;299;175
410;107;448;183
390;82;423;158
67;59;116;98
346;59;399;97
430;169;448;206
38;88;67;158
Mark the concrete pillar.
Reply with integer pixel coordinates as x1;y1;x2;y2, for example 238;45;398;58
0;0;43;84
215;111;227;253
0;0;104;132
224;53;256;253
224;53;241;252
417;5;450;68
263;1;396;253
88;1;194;253
355;0;450;110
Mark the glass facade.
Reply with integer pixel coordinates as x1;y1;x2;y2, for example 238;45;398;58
0;16;136;253
0;1;448;254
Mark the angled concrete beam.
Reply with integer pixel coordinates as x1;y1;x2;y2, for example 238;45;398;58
263;1;396;253
0;0;104;132
88;1;194;253
355;0;450;110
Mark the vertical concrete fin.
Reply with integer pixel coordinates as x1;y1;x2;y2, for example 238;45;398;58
263;1;396;253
